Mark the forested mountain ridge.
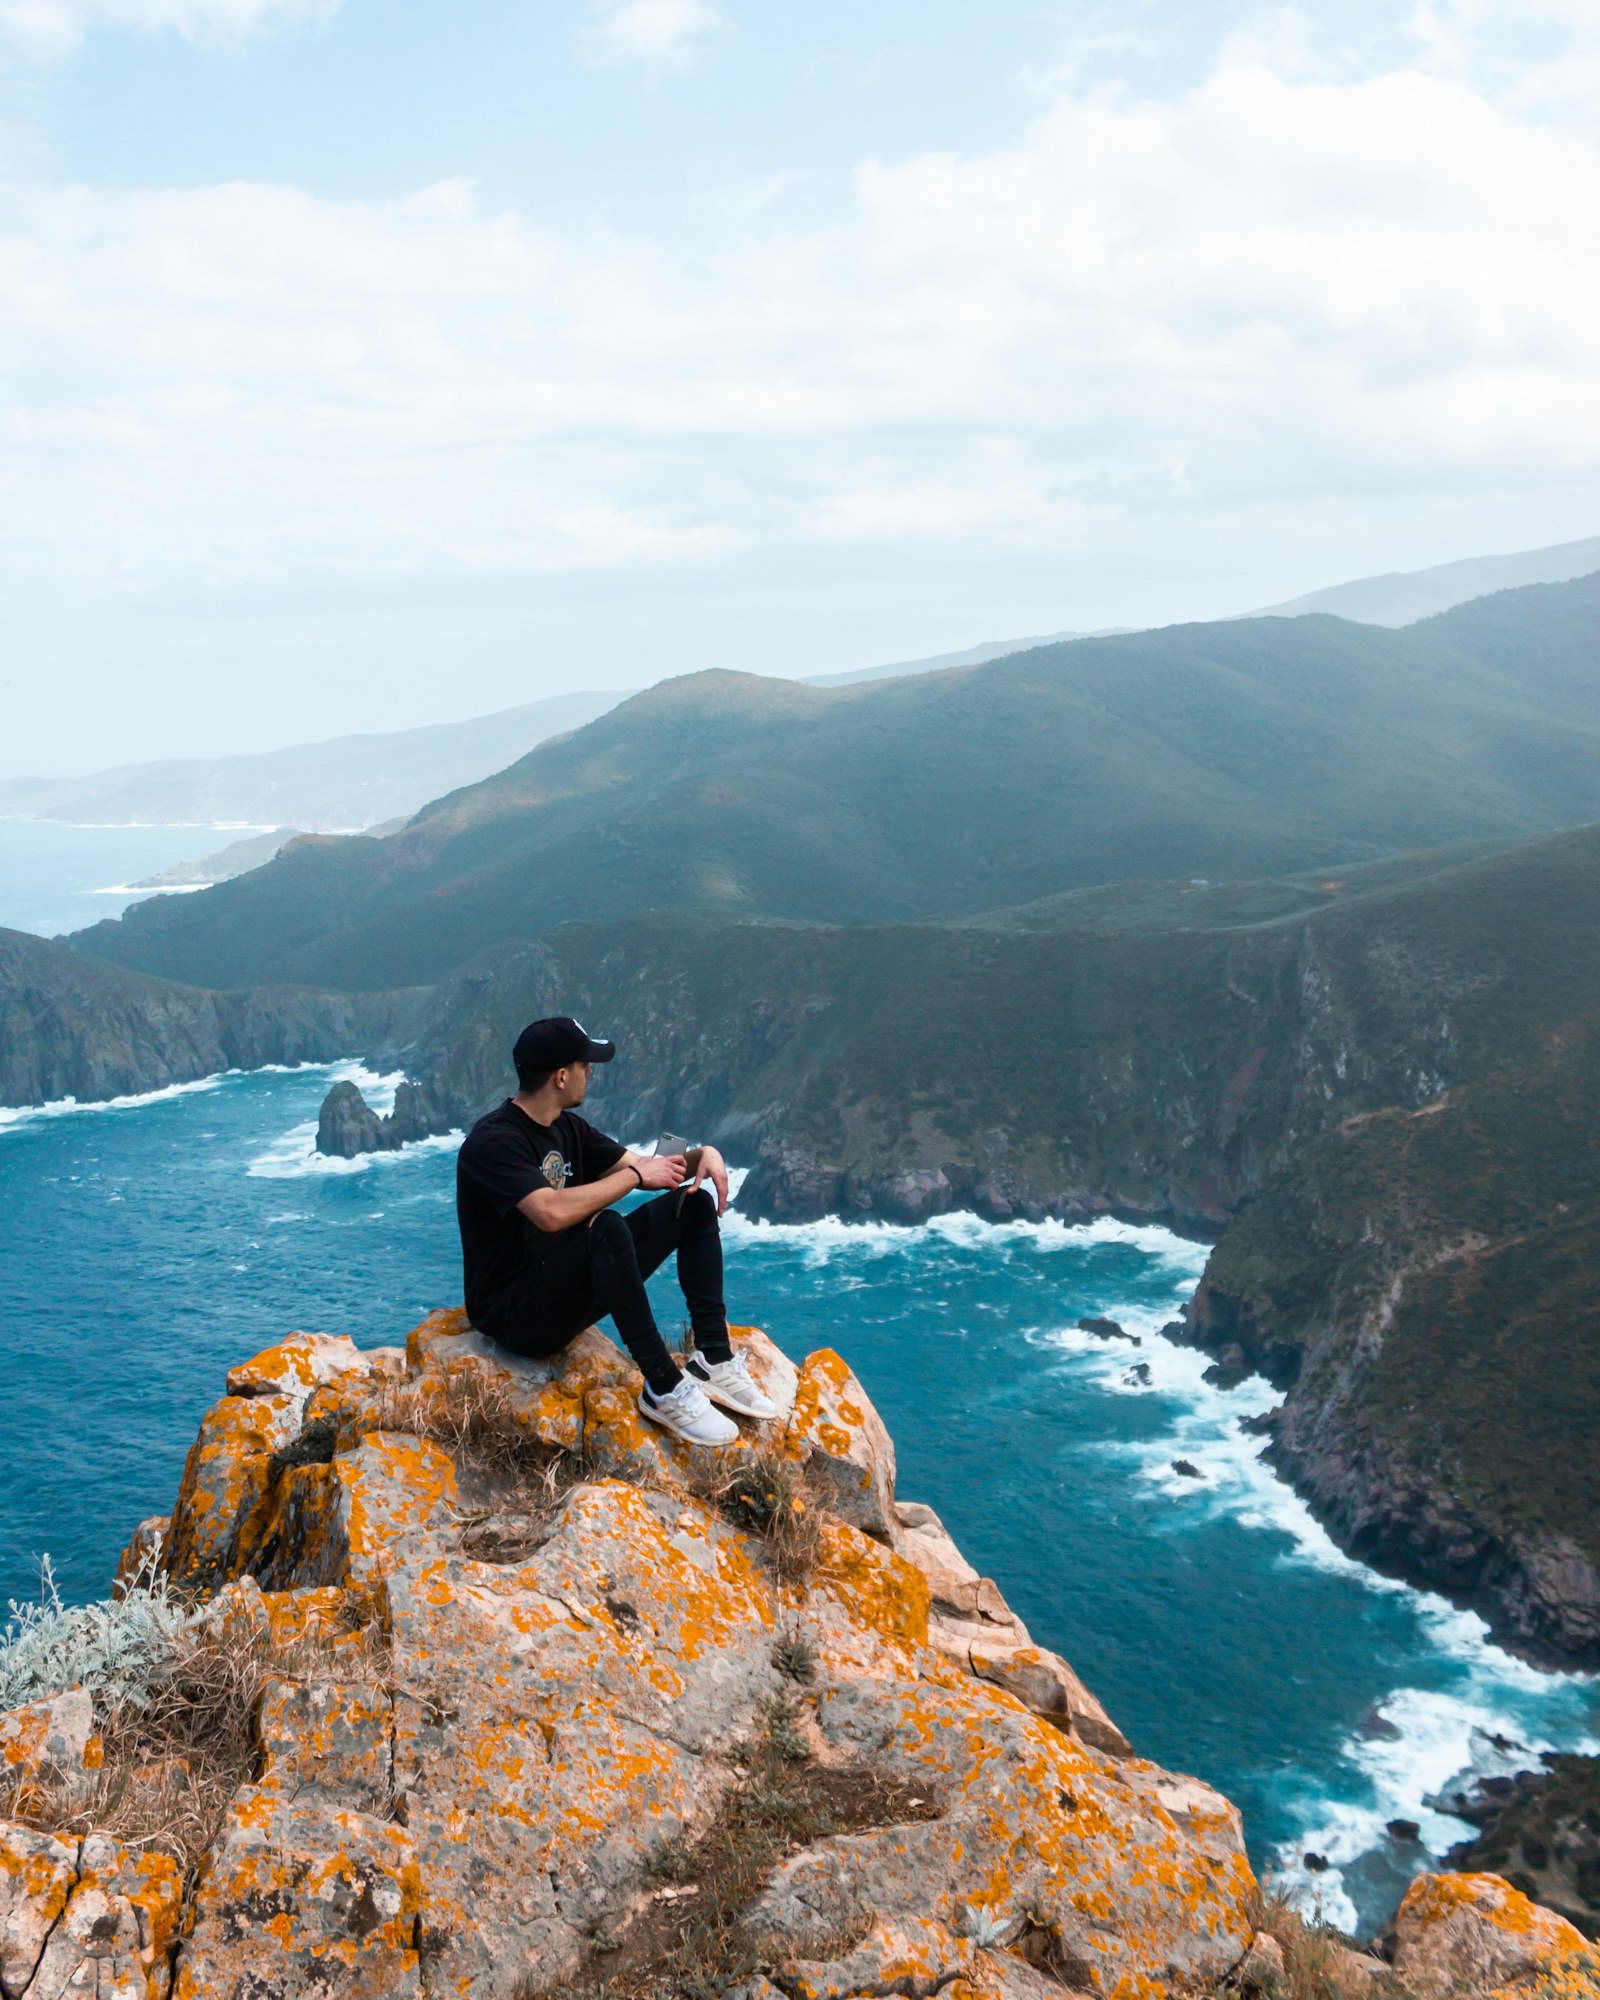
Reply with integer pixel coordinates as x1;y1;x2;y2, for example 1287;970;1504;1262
70;573;1600;992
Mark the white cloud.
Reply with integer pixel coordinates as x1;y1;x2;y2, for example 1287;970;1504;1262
0;11;1595;651
0;0;337;57
585;0;723;72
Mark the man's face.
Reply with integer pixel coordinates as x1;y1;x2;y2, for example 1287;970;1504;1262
561;1059;592;1108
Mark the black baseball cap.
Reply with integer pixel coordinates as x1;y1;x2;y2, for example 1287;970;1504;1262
512;1016;617;1075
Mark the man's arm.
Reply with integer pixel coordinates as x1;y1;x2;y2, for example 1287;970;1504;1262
517;1150;687;1233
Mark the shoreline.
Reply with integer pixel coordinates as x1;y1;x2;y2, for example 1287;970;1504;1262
3;1063;1594;1940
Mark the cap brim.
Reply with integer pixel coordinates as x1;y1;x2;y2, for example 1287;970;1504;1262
584;1037;616;1063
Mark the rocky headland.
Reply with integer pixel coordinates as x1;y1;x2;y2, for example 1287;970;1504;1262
4;1315;1594;2000
0;926;417;1112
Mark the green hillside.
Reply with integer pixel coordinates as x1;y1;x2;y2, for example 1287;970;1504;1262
390;820;1600;1663
71;575;1600;992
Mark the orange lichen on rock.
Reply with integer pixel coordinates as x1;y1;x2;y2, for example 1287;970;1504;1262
163;1390;302;1587
226;1330;372;1401
786;1347;897;1539
812;1518;931;1653
333;1432;458;1587
10;1312;1279;1999
0;1688;100;1815
1393;1871;1589;1996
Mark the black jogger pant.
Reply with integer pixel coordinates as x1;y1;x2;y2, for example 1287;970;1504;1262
477;1188;732;1396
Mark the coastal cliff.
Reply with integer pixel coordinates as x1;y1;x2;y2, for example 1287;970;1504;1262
0;926;416;1111
4;1318;1595;2000
1;1318;1261;1999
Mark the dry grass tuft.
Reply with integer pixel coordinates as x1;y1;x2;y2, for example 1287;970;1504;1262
1229;1883;1410;2000
525;1694;939;2000
692;1451;822;1586
2;1586;389;1885
351;1365;560;1485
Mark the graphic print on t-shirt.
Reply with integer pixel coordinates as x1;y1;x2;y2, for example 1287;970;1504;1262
540;1148;572;1190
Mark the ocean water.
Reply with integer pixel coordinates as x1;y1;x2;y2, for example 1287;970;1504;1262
0;818;260;936
2;1062;1595;1938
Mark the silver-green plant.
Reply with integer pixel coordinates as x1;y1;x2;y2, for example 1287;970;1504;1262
0;1552;193;1715
961;1903;1011;1950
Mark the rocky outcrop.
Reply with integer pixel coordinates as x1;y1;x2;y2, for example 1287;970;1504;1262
314;1079;443;1158
3;1316;1266;1999
1442;1755;1600;1940
1389;1871;1591;1995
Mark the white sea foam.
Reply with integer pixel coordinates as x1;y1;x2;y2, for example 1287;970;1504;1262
89;882;210;897
1031;1306;1598;1924
0;1057;377;1138
0;1074;227;1134
720;1202;1212;1275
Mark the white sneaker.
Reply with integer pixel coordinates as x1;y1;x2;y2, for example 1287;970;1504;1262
686;1350;782;1422
638;1374;740;1446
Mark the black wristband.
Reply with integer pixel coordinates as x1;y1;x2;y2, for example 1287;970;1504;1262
624;1162;643;1187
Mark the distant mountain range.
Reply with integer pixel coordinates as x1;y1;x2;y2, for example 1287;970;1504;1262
5;534;1594;843
1247;531;1600;625
70;572;1600;991
803;629;1123;685
0;689;623;833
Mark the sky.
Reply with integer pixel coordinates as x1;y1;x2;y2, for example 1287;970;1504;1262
1;0;1598;774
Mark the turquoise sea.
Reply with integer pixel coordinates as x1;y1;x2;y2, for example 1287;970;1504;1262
3;1058;1595;1939
0;818;267;937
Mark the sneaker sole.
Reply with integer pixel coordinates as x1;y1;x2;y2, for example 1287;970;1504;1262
700;1386;780;1421
686;1367;781;1422
636;1397;738;1447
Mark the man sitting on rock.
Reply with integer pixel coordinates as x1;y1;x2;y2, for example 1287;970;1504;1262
455;1015;779;1446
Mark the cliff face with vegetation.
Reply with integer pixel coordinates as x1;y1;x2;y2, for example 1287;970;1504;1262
0;926;411;1110
0;1319;1263;1999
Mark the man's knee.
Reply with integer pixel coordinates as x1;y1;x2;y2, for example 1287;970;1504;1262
590;1207;634;1255
681;1186;720;1231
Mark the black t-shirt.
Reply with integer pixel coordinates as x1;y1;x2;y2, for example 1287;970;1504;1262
455;1101;625;1326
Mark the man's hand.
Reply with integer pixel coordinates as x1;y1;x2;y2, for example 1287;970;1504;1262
688;1143;730;1216
632;1151;688;1192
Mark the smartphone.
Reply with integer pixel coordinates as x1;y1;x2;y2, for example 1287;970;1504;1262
655;1132;703;1210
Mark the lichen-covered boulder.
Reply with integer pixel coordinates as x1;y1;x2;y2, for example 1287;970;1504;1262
0;1822;79;1995
226;1331;372;1402
0;1689;100;1815
175;1676;421;2000
786;1348;897;1540
27;1836;182;2000
786;1914;1066;2000
20;1310;1257;2000
1391;1871;1589;1996
893;1500;1130;1755
165;1332;380;1587
749;1664;1250;1994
